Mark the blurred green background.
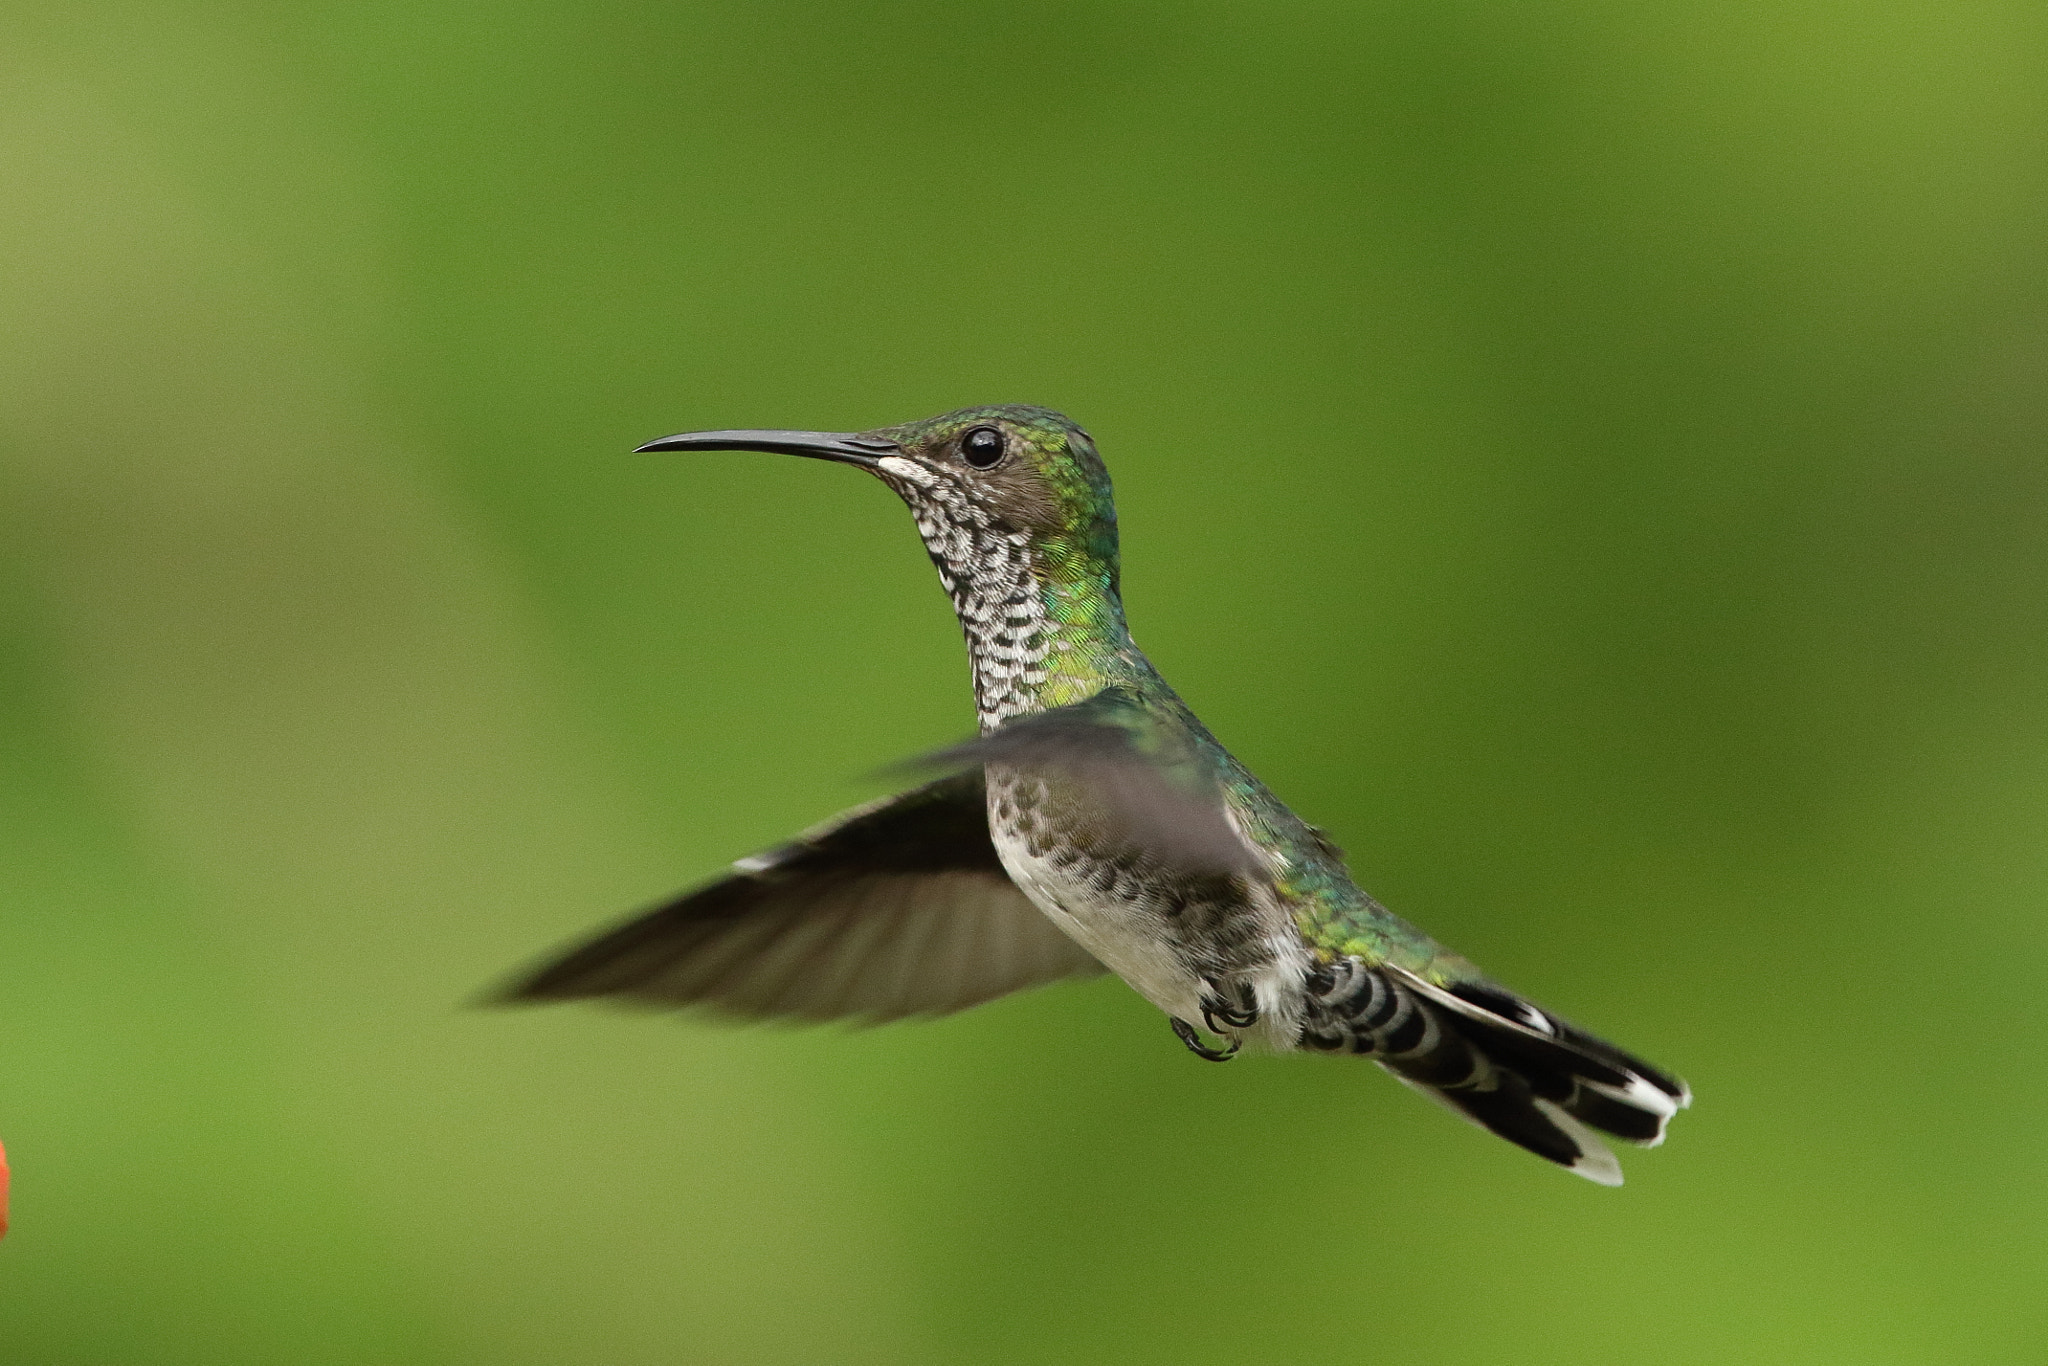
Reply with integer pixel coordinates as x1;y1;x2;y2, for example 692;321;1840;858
2;1;2044;1361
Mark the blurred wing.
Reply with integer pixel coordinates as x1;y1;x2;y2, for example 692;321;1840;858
496;772;1104;1022
910;689;1257;876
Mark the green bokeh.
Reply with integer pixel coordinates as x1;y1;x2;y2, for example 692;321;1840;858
3;2;2045;1361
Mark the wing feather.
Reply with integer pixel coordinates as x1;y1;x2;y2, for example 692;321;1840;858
496;773;1105;1021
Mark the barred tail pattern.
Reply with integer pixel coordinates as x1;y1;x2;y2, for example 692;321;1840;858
1299;959;1690;1185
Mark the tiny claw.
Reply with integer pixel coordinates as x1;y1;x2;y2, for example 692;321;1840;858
1201;983;1259;1033
1172;1016;1240;1062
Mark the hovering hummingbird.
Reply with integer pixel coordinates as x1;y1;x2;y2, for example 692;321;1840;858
501;405;1689;1183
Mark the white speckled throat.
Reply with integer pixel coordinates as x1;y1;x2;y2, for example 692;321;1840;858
876;454;1063;732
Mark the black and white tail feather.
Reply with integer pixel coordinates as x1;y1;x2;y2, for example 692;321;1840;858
1299;958;1690;1186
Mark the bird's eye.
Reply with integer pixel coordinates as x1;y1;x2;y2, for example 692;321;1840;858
961;426;1006;469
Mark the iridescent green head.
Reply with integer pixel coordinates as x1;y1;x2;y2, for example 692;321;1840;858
638;404;1120;590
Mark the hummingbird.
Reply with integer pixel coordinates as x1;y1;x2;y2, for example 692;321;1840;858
500;405;1690;1183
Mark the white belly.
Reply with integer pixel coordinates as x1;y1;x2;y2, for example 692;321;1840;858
988;818;1310;1056
990;825;1212;1024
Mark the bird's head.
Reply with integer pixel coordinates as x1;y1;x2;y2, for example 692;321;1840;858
639;404;1120;590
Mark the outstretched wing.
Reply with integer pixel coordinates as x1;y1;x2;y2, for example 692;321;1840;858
496;772;1105;1021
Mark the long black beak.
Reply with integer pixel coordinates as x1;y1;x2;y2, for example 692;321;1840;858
634;429;898;469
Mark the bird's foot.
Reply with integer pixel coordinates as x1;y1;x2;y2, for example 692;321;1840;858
1171;1016;1240;1062
1201;983;1260;1034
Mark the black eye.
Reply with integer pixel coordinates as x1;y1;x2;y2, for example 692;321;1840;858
961;426;1006;469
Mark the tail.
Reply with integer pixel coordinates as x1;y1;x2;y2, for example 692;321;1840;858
1299;959;1690;1185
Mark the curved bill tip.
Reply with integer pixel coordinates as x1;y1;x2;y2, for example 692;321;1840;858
634;428;897;468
